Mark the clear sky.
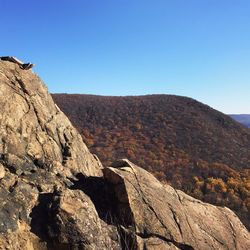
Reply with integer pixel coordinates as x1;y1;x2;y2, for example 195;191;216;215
1;0;250;114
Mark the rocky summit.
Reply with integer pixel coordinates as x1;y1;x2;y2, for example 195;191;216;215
0;59;249;250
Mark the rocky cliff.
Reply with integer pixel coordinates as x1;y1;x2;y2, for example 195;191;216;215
0;60;249;249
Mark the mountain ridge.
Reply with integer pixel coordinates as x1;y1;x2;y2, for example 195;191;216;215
230;114;250;128
52;93;250;230
52;93;250;169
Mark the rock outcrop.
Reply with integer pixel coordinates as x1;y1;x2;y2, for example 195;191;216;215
0;57;34;70
0;60;249;249
104;159;250;250
0;60;102;177
0;60;107;249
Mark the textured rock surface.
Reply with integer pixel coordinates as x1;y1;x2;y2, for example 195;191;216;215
103;159;250;250
0;60;249;250
0;60;102;177
0;60;110;249
46;189;120;249
0;163;5;179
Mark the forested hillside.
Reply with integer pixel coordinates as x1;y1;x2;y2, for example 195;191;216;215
53;94;250;230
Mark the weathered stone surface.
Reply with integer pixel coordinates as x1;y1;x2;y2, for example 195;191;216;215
103;159;250;250
0;222;47;250
46;189;120;249
0;60;102;177
0;60;107;249
0;164;5;179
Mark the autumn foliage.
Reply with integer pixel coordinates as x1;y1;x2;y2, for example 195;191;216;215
53;94;250;230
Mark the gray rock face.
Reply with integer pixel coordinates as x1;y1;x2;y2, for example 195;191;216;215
0;60;102;177
46;189;120;249
0;60;109;249
103;159;250;250
0;60;249;250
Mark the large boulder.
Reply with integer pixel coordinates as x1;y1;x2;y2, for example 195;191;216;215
46;189;120;249
103;159;250;250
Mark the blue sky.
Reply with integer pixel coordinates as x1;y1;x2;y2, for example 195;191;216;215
1;0;250;113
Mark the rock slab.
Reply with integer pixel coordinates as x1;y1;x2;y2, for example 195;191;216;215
103;159;250;250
